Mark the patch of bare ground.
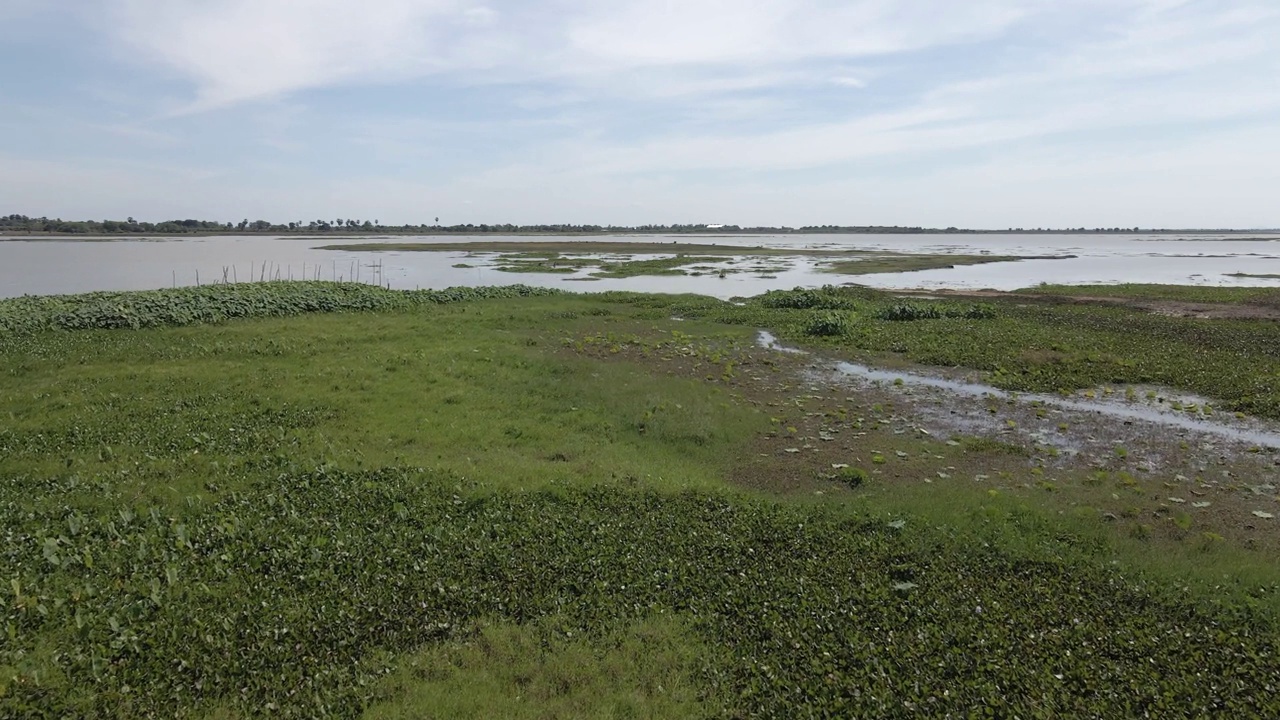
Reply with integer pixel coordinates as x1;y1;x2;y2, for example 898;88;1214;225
564;325;1280;554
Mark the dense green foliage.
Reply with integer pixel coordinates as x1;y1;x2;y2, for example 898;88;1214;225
1;215;234;235
0;283;560;336
875;302;996;321
802;311;852;336
3;212;1186;236
0;213;1034;235
365;616;713;718
6;469;1278;718
755;288;860;310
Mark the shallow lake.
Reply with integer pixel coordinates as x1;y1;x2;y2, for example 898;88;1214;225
3;232;1280;299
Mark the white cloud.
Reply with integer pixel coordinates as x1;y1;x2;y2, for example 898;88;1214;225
9;0;1278;227
5;112;1277;228
830;76;868;89
566;0;1027;67
104;0;1031;111
451;0;1280;179
108;0;511;111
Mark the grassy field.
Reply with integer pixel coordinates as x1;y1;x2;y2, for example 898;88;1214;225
1019;282;1280;306
698;286;1280;418
3;283;1280;717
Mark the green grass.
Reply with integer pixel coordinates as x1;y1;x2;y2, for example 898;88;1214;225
0;296;763;503
823;253;1062;275
682;285;1280;418
1020;282;1280;306
492;253;731;278
4;283;1280;717
492;253;598;274
593;255;723;278
363;616;714;719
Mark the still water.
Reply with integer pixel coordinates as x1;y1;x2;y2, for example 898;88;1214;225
2;233;1279;299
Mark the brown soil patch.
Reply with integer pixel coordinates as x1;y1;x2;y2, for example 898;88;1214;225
563;325;1280;554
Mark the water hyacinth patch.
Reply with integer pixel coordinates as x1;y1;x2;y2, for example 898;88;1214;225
0;282;561;336
4;469;1280;717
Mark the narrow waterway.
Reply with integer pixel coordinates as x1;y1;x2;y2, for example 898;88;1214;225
756;330;1280;449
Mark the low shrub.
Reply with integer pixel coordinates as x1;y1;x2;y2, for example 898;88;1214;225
803;311;852;337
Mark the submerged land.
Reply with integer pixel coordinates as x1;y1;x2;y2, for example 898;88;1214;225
322;239;1073;278
3;281;1280;717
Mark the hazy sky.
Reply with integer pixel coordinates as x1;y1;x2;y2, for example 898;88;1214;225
2;1;1277;228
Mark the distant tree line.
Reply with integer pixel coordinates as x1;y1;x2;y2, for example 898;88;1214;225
1;214;1165;235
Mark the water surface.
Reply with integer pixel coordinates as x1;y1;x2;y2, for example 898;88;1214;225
3;233;1280;299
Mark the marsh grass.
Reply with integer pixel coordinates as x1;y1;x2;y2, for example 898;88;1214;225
0;297;764;505
363;616;715;720
592;255;722;278
689;286;1280;418
1022;282;1280;306
5;283;1280;717
823;254;1056;275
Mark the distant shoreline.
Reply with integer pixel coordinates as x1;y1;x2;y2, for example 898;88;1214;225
2;229;1278;241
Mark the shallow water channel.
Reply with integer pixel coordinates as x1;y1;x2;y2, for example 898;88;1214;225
757;331;1280;451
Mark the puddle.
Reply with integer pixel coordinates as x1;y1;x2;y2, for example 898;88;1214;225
756;331;1280;449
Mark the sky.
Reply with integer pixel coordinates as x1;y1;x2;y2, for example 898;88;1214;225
1;0;1277;229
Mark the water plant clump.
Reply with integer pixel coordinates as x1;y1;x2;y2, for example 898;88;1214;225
835;466;870;487
876;303;997;321
5;469;1279;718
755;288;852;310
0;282;562;336
802;310;853;337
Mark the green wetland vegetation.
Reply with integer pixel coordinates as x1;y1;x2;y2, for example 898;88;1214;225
1019;282;1280;306
821;254;1035;275
3;282;1280;717
323;240;1072;279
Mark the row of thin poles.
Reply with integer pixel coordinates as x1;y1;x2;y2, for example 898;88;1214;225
181;259;387;288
